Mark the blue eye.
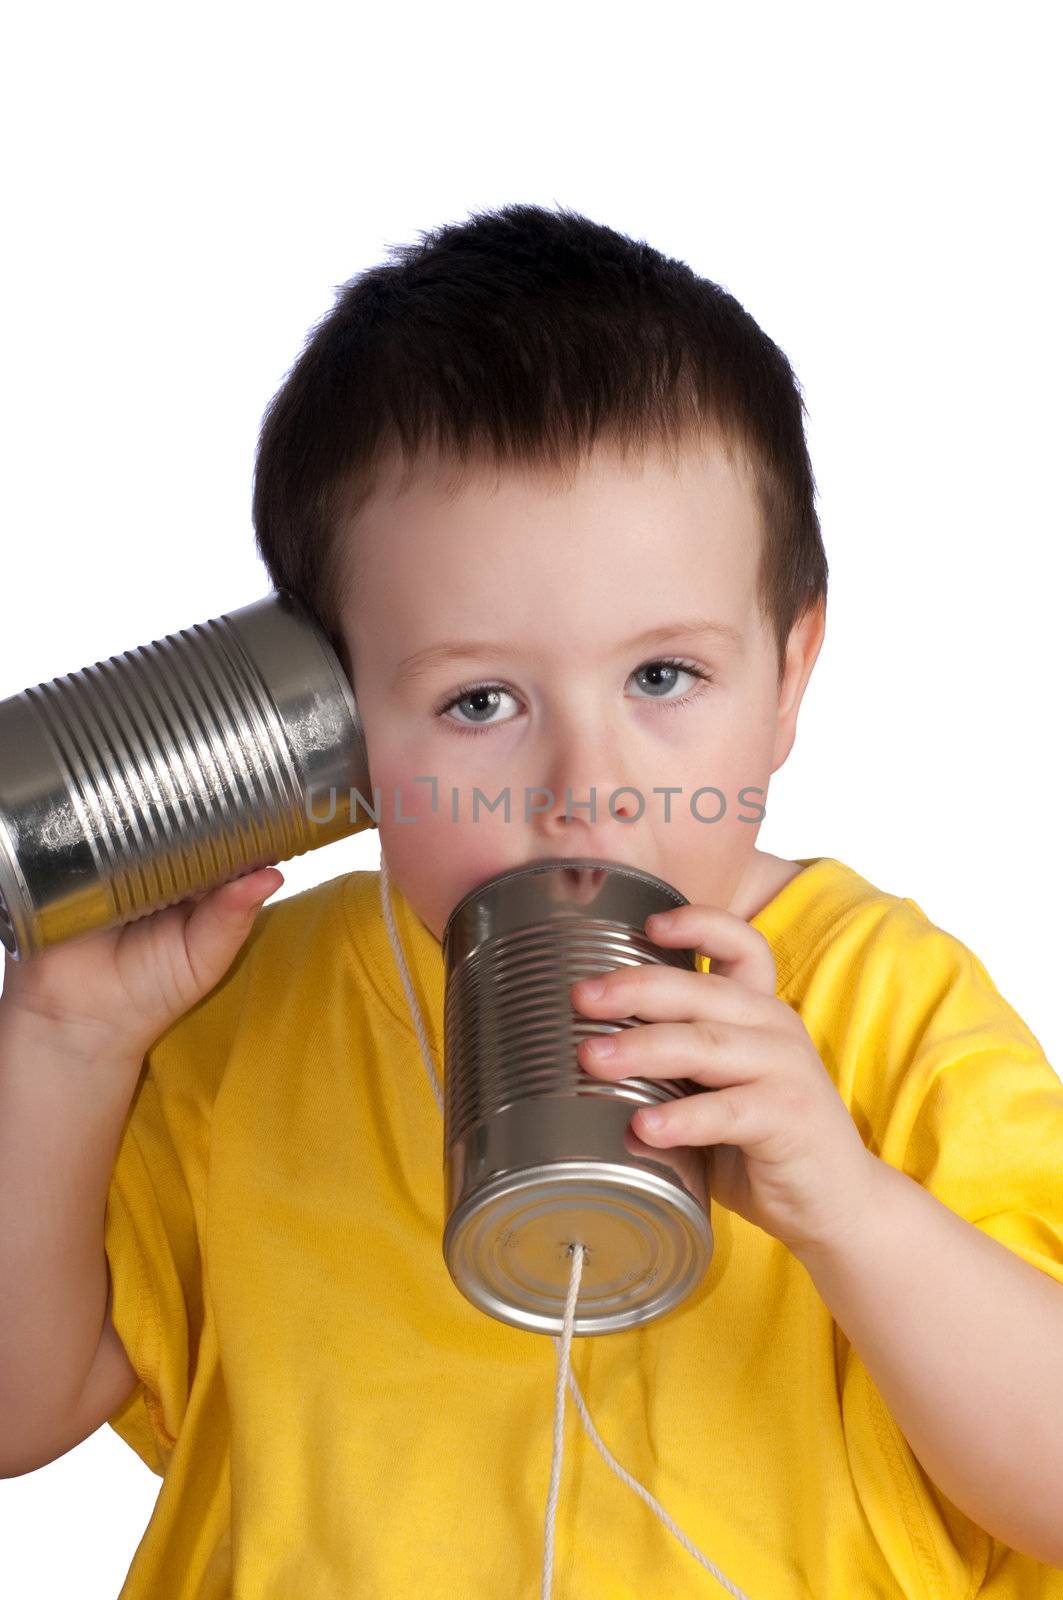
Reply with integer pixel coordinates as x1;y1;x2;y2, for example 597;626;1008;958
628;659;708;702
439;684;521;732
434;657;713;738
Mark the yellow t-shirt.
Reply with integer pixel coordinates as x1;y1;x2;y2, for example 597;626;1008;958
103;856;1063;1598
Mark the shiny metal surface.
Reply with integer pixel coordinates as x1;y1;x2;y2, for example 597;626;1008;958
442;858;713;1335
0;589;371;959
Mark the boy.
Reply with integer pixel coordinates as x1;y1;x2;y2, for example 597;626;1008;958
2;202;1062;1598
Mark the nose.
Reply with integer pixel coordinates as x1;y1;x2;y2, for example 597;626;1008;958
530;718;641;848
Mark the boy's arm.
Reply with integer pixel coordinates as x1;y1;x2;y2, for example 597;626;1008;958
0;868;281;1477
0;1002;144;1476
793;1152;1063;1567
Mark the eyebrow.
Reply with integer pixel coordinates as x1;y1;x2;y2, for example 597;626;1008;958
392;616;744;688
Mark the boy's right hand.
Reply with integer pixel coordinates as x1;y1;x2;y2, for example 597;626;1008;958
0;866;285;1065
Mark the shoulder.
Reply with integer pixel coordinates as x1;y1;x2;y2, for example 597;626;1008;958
762;856;941;996
140;868;360;1107
783;859;1056;1107
784;857;990;989
248;866;354;961
842;878;1043;1054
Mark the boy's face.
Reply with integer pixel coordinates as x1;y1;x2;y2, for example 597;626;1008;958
338;434;823;944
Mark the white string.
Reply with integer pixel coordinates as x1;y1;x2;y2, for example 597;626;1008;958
378;849;753;1600
542;1240;585;1599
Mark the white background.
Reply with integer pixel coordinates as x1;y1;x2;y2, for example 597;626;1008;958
1;1;1060;1592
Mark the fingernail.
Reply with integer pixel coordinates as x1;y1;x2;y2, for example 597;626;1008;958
639;1107;665;1130
579;979;606;999
648;911;673;928
583;1034;615;1058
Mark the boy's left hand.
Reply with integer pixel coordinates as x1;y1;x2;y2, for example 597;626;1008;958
570;902;879;1259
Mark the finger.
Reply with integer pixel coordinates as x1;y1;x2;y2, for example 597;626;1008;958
631;1083;771;1148
182;869;284;981
642;903;777;995
571;961;772;1028
197;868;282;907
578;1016;779;1087
212;867;285;910
177;873;266;914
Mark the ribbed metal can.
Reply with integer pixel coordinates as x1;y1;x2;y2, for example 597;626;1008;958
441;857;713;1336
0;589;371;961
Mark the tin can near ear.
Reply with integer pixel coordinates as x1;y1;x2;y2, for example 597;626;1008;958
0;588;374;961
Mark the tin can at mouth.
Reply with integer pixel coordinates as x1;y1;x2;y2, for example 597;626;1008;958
441;857;713;1337
0;589;371;961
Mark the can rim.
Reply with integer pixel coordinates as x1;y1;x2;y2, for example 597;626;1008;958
271;588;367;750
441;854;689;951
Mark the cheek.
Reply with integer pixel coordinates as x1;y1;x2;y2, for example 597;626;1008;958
370;758;439;827
646;726;774;890
661;719;770;819
375;765;520;943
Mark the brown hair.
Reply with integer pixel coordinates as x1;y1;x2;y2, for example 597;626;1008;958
251;202;827;690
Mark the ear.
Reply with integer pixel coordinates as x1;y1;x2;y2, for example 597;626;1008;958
770;597;826;773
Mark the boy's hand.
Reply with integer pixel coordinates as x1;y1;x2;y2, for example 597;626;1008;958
1;866;285;1066
570;903;879;1259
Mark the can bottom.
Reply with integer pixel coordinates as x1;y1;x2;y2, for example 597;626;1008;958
443;1160;713;1336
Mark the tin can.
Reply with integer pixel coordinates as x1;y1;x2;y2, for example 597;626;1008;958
442;857;713;1336
0;589;372;961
